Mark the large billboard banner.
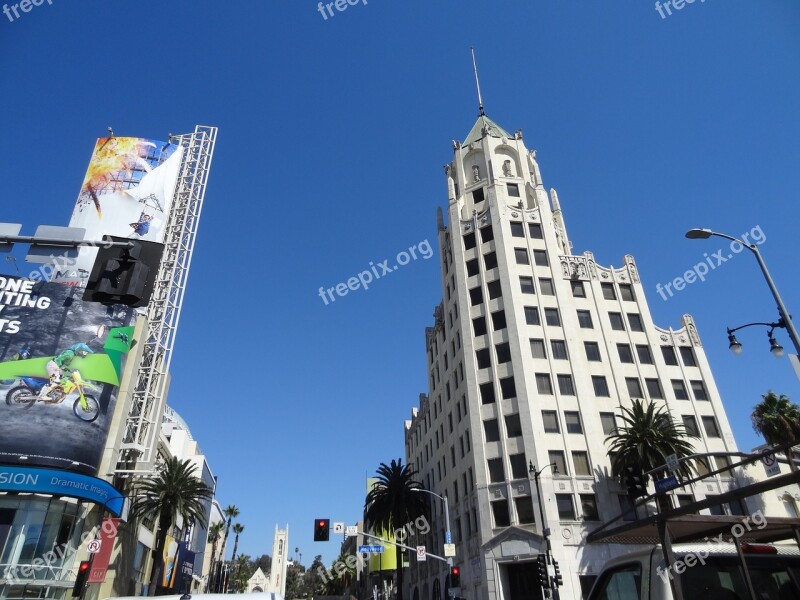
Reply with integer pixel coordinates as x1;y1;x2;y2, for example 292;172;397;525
52;136;183;283
0;275;135;474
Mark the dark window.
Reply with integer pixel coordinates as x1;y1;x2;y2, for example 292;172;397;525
505;414;523;437
488;458;505;483
524;306;540;325
571;280;586;298
520;276;535;294
564;411;582;433
495;342;511;363
487;279;502;299
491;310;506;330
466;258;480;276
609;312;625;330
510;222;524;237
529;223;543;239
473;316;487;336
476;348;491;369
682;415;699;437
680;346;697;367
715;455;732;474
691;380;708;400
617;344;634;363
636;345;653;364
628;313;644;332
556;495;576;520
507;183;520;197
572;451;591;476
542;410;559;433
464;232;476;250
557;374;576;396
491;500;510;527
509;453;527;479
702;416;721;437
545;308;561;326
480;224;494;243
469;287;483;306
549;451;567;475
626;377;643;398
577;310;594;329
592;376;610;397
530;338;547;359
601;283;617;300
591;563;641;598
533;250;549;266
536;373;553;395
514;248;529;265
484;252;498;270
672;379;689;400
600;412;617;435
480;382;496;404
580;495;600;520
500;376;516;399
539;278;555;295
585;341;601;362
646;378;664;399
551;340;568;360
483;419;500;442
661;346;678;365
515;497;536;524
619;284;635;302
472;187;485;203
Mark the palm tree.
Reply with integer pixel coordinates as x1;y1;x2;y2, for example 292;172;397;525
752;391;800;471
606;399;698;510
205;521;224;592
364;459;429;600
130;457;212;595
220;505;240;563
231;523;244;563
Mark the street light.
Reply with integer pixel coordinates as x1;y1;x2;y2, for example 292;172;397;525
685;228;800;357
529;461;559;599
726;320;788;358
410;488;452;566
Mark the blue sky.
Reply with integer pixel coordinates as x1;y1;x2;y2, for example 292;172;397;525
1;0;799;568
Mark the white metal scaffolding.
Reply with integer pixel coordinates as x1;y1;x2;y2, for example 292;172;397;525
114;125;217;475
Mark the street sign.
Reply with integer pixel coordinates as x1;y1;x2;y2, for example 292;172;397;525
762;450;781;477
443;543;456;557
416;546;426;562
358;545;385;553
445;531;452;544
333;522;345;534
655;475;679;493
666;453;679;472
86;539;102;554
346;525;358;536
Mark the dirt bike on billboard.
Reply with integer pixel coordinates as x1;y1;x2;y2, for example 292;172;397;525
5;370;101;422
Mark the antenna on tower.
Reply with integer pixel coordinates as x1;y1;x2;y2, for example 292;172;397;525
471;47;485;116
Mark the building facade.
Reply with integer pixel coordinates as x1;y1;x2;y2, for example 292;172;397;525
404;112;761;600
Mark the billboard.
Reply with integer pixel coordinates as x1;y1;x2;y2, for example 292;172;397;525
0;275;135;475
51;136;183;283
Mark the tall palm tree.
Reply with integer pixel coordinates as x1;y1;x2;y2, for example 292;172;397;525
130;457;212;596
606;399;698;510
231;523;245;563
752;391;800;471
220;505;240;563
205;521;224;592
364;459;429;600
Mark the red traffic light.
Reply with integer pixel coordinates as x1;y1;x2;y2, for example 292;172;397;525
313;518;330;541
452;567;459;575
78;561;90;572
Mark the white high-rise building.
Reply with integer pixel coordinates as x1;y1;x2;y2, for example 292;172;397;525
404;111;752;600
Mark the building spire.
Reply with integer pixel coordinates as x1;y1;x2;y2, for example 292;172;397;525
471;47;485;116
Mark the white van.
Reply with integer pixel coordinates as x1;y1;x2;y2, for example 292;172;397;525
107;594;285;600
586;543;800;600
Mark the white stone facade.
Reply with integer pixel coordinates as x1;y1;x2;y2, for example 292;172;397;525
403;114;783;600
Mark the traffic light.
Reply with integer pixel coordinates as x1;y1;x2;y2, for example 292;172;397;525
552;560;563;587
72;560;90;597
83;236;164;307
624;466;648;498
449;565;460;587
313;518;330;541
535;554;550;589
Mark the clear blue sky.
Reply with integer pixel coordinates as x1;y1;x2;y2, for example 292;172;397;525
1;0;798;568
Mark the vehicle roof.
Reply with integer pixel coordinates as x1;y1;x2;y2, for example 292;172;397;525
597;543;800;570
107;594;284;600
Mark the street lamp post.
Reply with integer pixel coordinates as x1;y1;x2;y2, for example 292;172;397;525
685;228;800;357
529;461;559;600
410;488;452;567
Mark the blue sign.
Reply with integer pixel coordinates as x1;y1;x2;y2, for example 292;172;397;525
358;545;385;553
655;475;679;493
445;531;452;544
0;466;124;516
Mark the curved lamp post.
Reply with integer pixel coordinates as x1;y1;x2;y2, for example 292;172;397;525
685;228;800;357
410;488;452;567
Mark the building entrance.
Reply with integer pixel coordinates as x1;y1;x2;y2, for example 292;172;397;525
503;561;541;600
